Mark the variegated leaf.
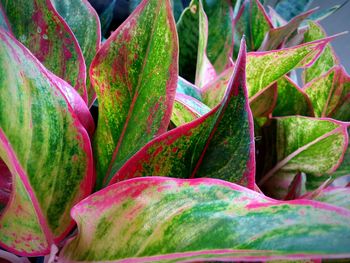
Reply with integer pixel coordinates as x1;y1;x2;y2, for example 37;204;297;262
0;0;87;103
0;29;93;256
110;40;255;189
51;0;101;106
311;187;350;210
259;117;348;198
176;76;202;101
60;177;350;262
91;0;178;189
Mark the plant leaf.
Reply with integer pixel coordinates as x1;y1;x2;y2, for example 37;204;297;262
201;66;234;108
0;0;87;103
234;0;273;55
51;0;101;107
304;65;350;121
60;177;350;262
259;8;316;51
246;37;333;99
273;76;314;117
91;0;178;189
302;21;339;84
109;40;255;189
171;0;185;21
176;76;202;101
0;4;10;32
275;0;313;21
177;0;201;84
308;0;350;23
171;94;210;127
0;29;93;255
202;0;234;73
259;117;348;197
311;187;350;210
195;0;217;88
249;82;277;118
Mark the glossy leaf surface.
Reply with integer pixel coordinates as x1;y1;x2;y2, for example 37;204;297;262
176;76;202;101
0;29;93;255
51;0;101;106
305;66;350;121
91;0;178;188
110;41;255;189
0;0;87;102
260;117;348;195
60;177;350;262
303;21;339;84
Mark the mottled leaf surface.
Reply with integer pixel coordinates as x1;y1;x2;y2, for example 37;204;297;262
0;30;93;255
202;0;234;73
177;0;200;84
51;0;101;106
305;66;350;120
110;42;255;189
260;117;348;194
303;21;339;84
91;0;178;188
273;76;314;117
312;187;350;210
246;37;332;99
60;177;350;262
0;0;87;102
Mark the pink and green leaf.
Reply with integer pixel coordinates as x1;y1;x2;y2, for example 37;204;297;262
304;65;350;121
302;21;339;84
259;117;348;197
60;177;350;262
0;29;94;255
203;0;234;74
273;76;314;117
90;0;178;189
176;76;202;101
110;41;255;189
51;0;101;107
249;82;277;118
171;94;210;127
311;187;350;210
0;0;87;103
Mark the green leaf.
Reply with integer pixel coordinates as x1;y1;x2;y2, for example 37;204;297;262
60;177;350;262
312;187;350;210
304;66;350;121
109;41;255;189
273;76;314;117
275;0;313;21
91;0;178;189
176;76;202;101
177;0;201;83
171;94;210;127
259;117;348;197
0;0;87;103
249;82;277;118
0;4;10;32
51;0;101;106
202;0;234;73
234;0;272;55
0;29;93;255
302;21;339;84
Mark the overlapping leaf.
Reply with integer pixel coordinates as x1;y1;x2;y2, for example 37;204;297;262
259;116;348;198
0;29;93;255
60;177;350;262
0;0;87;102
311;187;350;210
109;41;255;189
51;0;101;106
90;0;178;189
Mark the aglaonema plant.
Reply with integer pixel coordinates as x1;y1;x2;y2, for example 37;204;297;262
0;0;350;262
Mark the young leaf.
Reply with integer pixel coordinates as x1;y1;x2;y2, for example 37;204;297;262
234;0;273;55
259;8;316;51
195;0;217;88
273;76;314;117
259;117;348;197
202;0;234;73
109;40;255;189
171;94;210;127
51;0;101;107
302;21;339;84
177;0;201;83
60;177;350;262
91;0;178;189
0;0;87;103
0;29;94;255
304;65;350;121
